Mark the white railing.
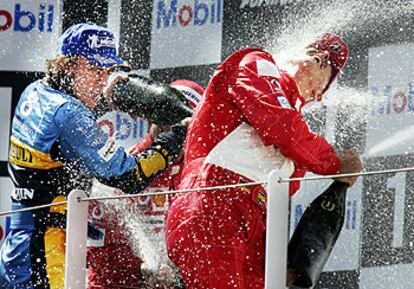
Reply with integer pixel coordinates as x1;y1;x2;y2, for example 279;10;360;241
64;190;89;289
1;167;412;288
64;167;291;289
265;169;291;289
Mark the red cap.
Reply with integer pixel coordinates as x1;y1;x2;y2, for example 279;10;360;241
170;79;204;109
307;32;349;92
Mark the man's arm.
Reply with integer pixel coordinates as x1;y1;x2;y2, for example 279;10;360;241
54;101;186;193
228;50;340;175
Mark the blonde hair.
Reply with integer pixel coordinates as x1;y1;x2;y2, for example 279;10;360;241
44;55;78;95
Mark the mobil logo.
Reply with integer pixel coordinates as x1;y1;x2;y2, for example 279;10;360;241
98;111;148;142
371;83;414;116
0;3;54;33
156;0;222;29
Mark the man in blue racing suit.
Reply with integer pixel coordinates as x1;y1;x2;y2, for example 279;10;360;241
0;23;189;289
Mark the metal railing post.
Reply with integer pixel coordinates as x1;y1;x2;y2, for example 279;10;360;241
64;190;89;289
265;169;290;289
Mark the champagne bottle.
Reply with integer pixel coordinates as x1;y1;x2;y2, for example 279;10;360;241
111;75;193;125
288;180;348;288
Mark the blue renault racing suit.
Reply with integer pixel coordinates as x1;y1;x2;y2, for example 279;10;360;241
0;80;185;289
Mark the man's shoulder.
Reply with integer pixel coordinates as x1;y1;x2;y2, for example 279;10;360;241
20;80;79;113
15;80;77;121
227;47;274;63
54;99;93;128
223;48;278;72
40;84;92;127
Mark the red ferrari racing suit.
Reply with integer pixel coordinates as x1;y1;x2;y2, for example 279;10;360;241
165;48;341;289
87;132;183;289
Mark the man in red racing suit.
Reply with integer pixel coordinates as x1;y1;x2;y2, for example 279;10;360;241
87;79;204;289
166;33;362;288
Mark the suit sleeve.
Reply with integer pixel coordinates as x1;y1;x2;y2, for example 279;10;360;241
227;51;340;175
54;102;185;193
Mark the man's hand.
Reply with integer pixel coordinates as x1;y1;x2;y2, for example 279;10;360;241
336;148;363;186
180;117;192;127
129;118;190;160
151;124;187;163
103;72;129;111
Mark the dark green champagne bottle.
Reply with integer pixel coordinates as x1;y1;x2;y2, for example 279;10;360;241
288;181;348;288
111;75;193;125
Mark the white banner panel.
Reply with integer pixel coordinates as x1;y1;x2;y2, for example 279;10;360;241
291;83;364;272
0;87;13;247
0;0;61;72
0;87;12;161
290;176;363;272
0;177;13;247
239;0;304;9
360;263;414;289
150;0;223;69
365;43;414;158
107;0;121;49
